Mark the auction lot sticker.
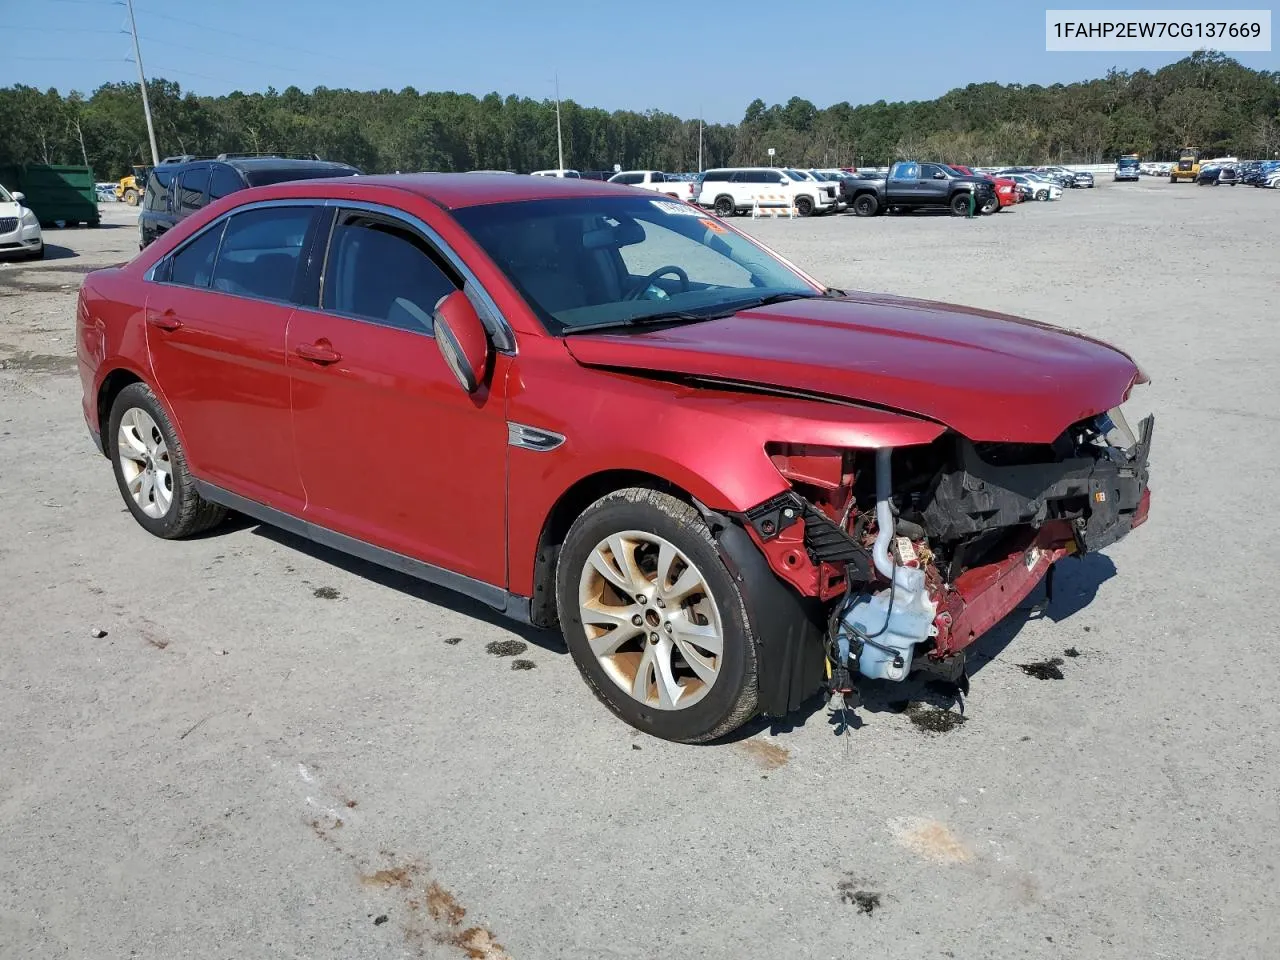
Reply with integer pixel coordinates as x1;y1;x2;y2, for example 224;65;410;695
1045;9;1271;51
649;199;702;216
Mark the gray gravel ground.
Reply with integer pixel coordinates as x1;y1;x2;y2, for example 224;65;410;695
1;181;1277;960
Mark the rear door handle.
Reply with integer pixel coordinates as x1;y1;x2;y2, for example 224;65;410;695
295;341;342;365
147;309;182;331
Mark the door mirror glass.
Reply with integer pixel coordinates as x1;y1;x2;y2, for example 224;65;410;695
433;290;490;393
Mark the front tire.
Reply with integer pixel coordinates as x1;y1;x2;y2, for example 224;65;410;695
949;193;972;216
1035;189;1049;201
795;195;814;217
556;488;758;743
123;188;139;206
979;194;999;215
108;382;227;539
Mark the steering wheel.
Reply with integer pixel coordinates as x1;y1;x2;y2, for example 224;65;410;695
624;265;690;301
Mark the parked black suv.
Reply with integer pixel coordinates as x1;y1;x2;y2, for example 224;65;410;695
138;154;361;248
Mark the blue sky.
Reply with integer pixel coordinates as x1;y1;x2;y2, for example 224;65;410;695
5;0;1277;122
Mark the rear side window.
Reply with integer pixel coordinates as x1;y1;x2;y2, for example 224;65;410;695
612;173;642;185
209;206;316;303
178;167;209;215
322;213;458;334
144;168;175;212
169;222;226;289
208;165;245;201
702;170;730;183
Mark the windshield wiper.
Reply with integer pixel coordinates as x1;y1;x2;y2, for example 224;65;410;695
561;310;723;336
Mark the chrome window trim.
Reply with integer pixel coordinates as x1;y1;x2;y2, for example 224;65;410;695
323;199;517;355
140;196;518;356
143;198;322;285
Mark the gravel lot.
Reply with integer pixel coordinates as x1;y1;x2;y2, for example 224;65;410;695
2;181;1276;960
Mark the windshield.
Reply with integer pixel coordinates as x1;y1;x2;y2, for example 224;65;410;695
0;184;12;203
785;169;812;181
452;196;819;335
1118;157;1140;168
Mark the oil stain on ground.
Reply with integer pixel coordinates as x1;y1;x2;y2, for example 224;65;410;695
485;639;527;658
888;816;974;864
0;351;78;374
837;876;883;914
313;586;341;600
1063;646;1081;658
510;659;536;671
903;702;967;734
1019;657;1065;680
739;739;790;770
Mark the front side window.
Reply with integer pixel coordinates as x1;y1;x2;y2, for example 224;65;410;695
322;213;458;334
453;195;819;335
168;221;227;289
890;162;920;180
208;206;316;302
178;167;209;215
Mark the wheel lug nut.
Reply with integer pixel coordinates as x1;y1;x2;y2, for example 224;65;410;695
636;594;647;604
631;614;643;626
664;622;673;633
648;632;659;643
655;598;665;608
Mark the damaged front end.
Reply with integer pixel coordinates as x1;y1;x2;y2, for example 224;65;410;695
734;407;1154;712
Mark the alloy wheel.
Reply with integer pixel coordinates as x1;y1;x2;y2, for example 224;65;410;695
116;407;174;519
578;530;724;710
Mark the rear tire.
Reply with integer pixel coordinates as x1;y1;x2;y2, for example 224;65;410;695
555;488;758;743
123;188;139;206
108;382;227;539
851;193;878;217
713;195;735;217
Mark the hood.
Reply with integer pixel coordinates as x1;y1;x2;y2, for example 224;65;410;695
0;201;22;219
563;293;1141;444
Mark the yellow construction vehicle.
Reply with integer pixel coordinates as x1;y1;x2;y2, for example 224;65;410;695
1170;148;1200;183
114;165;151;205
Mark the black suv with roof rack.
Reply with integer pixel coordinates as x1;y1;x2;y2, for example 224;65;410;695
138;153;361;249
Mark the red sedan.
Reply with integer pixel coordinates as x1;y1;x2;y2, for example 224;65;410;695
77;175;1153;742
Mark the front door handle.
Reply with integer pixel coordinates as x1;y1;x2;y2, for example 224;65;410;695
147;309;182;331
295;341;342;365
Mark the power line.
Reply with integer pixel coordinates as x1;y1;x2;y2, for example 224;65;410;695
136;35;290;72
129;4;345;61
10;55;126;63
9;25;122;34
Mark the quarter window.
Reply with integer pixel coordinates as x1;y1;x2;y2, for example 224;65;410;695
322;214;458;334
208;206;316;302
144;168;175;212
208;165;244;201
177;167;209;214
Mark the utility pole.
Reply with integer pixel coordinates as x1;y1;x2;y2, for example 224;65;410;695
125;0;160;167
698;109;703;173
554;73;564;173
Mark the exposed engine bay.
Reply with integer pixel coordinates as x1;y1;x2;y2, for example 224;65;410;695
736;407;1155;703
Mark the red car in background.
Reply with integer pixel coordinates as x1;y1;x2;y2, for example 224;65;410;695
76;175;1152;743
947;164;1020;208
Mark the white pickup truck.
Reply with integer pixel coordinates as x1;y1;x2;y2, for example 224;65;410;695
607;170;698;202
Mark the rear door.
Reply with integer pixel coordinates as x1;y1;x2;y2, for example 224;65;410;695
286;206;510;586
145;203;322;512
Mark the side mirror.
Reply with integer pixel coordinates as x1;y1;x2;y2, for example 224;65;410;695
432;290;490;394
12;191;25;202
933;172;946;179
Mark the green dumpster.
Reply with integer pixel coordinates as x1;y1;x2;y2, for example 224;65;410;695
0;164;100;227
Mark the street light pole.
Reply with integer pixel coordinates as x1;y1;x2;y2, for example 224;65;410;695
698;109;703;173
125;0;160;167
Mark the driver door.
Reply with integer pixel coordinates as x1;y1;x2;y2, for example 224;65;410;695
918;163;952;202
287;207;510;587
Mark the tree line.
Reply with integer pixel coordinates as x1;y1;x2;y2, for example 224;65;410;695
1;51;1276;181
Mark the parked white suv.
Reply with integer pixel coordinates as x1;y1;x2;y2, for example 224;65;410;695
695;167;837;217
607;170;697;201
530;169;581;178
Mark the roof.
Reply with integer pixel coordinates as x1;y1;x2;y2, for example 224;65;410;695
295;172;641;209
224;157;357;172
